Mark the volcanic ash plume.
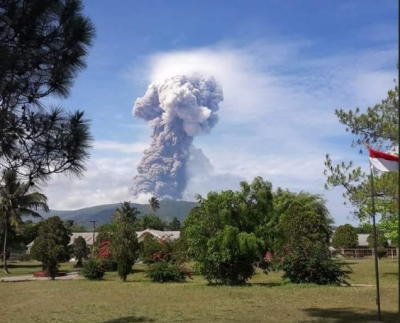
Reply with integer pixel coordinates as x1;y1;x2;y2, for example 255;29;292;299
131;75;223;200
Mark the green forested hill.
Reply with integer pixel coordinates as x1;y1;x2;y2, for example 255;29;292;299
37;200;198;226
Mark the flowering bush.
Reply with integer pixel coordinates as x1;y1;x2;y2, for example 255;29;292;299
267;243;350;285
139;235;176;264
98;240;117;271
142;237;192;282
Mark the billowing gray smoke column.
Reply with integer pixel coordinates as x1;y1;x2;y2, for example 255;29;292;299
132;75;223;199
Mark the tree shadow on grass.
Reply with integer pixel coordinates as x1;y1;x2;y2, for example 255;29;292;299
131;267;146;274
299;307;398;323
101;316;155;323
204;282;283;288
6;263;41;269
339;262;359;266
382;272;398;278
250;282;283;287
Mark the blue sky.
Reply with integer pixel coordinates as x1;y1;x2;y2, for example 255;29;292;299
45;0;398;225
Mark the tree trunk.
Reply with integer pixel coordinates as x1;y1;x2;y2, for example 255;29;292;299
3;217;10;274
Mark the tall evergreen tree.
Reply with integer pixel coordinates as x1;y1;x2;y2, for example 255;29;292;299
324;79;398;239
0;0;95;184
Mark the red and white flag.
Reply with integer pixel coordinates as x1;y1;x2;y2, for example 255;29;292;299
368;147;399;172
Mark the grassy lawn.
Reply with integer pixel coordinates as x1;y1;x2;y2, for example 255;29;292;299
0;259;398;323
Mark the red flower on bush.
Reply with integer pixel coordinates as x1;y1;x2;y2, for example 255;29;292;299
98;241;111;259
264;252;272;261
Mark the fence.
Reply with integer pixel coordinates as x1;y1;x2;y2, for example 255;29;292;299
340;248;398;260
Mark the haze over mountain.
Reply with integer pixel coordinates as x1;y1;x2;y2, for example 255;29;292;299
36;200;198;227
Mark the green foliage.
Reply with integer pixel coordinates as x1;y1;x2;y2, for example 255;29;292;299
0;169;48;273
100;258;118;272
139;234;166;264
81;258;105;280
18;221;42;247
183;177;273;285
109;221;139;282
167;217;181;230
146;261;187;283
378;213;398;246
200;226;259;285
111;201;140;223
72;236;89;267
133;214;168;231
171;237;187;262
331;224;359;248
0;0;95;184
376;246;387;259
30;216;71;279
95;223;117;246
64;220;88;232
354;223;373;234
367;230;389;249
334;85;398;149
274;243;350;285
274;191;333;253
0;220;42;253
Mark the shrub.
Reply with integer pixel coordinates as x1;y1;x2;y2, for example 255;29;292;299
81;258;105;280
143;237;191;282
30;216;71;280
100;258;118;271
196;226;259;285
72;236;89;267
139;234;166;264
146;261;188;282
117;259;133;280
271;243;350;285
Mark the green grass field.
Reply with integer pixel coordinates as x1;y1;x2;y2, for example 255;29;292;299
0;259;398;323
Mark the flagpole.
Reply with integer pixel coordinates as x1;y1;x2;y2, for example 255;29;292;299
369;163;381;322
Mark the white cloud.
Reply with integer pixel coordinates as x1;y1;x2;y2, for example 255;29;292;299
43;40;397;225
44;157;135;210
93;140;149;154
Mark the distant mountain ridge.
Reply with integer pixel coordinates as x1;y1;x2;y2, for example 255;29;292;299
36;200;198;226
